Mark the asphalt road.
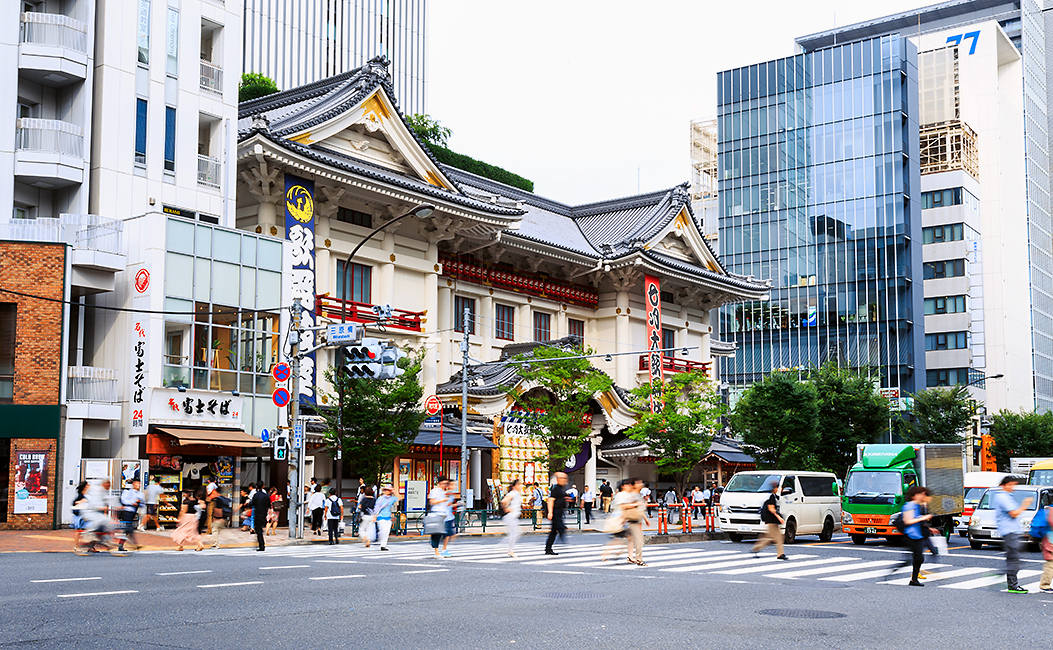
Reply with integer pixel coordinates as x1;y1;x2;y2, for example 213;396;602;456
4;532;1051;649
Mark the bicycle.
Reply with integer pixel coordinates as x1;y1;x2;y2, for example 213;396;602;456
74;525;126;556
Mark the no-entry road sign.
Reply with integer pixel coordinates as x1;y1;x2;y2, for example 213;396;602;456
425;394;442;416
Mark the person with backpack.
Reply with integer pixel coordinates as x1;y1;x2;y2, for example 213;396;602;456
1036;502;1053;594
325;487;344;545
357;486;376;547
751;479;789;561
993;476;1033;594
599;480;613;514
531;482;545;517
894;486;936;586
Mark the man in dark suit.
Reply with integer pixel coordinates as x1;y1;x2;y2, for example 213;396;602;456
250;484;271;551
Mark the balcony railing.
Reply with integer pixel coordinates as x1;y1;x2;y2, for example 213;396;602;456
0;214;123;256
16;118;84;157
639;355;710;376
67;366;119;403
200;60;223;94
19;12;88;54
197;154;221;189
317;295;425;332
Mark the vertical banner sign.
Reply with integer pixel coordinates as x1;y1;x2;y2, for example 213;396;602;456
129;262;151;435
644;274;664;413
285;175;316;404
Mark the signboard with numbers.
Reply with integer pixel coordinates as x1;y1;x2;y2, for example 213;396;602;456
148;388;243;428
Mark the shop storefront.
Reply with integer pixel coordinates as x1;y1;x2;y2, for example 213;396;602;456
392;418;497;507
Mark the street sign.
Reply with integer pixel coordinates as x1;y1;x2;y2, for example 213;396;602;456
272;363;291;383
879;388;900;412
293;421;303;450
425;394;442;415
327;322;362;345
272;387;291;408
261;428;270;442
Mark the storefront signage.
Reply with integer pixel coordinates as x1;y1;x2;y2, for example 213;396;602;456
14;451;48;514
285;174;316;404
644;274;663;413
404;480;427;512
149;388;243;428
128;262;152;435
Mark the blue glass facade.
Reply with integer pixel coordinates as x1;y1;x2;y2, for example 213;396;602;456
717;35;924;392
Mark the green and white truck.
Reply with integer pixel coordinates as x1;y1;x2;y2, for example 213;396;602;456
841;443;964;545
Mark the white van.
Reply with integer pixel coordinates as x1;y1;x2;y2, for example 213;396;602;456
717;471;842;543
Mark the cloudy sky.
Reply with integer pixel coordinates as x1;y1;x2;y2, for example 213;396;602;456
428;0;932;205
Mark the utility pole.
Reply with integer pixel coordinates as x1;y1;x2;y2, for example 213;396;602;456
460;306;470;504
288;297;302;540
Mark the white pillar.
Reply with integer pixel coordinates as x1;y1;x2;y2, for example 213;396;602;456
315;218;331;296
584;436;597;496
556;307;568;340
438;285;453;383
423;245;439;397
258;200;279;235
480;294;493;360
470;449;482;500
61;419;84;526
379;231;395;307
700;310;713;377
616;290;631;387
518;303;532;342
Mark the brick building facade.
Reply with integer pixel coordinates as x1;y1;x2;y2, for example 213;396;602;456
0;241;66;530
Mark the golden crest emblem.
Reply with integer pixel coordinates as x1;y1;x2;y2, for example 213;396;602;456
285;184;314;223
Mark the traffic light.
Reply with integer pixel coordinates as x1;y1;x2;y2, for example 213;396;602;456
342;339;384;378
377;341;408;379
273;434;289;461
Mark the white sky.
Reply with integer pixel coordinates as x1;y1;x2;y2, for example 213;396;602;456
428;0;934;205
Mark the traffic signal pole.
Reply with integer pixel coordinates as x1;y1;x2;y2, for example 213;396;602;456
288;297;302;540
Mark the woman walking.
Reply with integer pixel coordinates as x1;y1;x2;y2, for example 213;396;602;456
373;485;398;551
898;486;936;586
308;485;325;536
501;479;523;557
624;479;648;565
171;489;204;551
601;480;632;562
265;487;282;536
358;486;376;548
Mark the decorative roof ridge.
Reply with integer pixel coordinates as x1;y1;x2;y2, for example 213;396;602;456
637;249;771;292
570;182;686;218
238;67;366;119
442;166;574;216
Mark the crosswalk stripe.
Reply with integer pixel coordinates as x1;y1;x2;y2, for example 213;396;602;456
715;556;832;575
941;569;1043;590
878;566;981;585
821;566;911;582
598;551;744;570
763;560;898;579
661;555;789;573
521;549;647;565
569;549;740;569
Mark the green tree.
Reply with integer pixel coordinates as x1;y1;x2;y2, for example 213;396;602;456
730;371;819;469
903;385;974;444
320;349;428;485
505;345;612;469
988;410;1053;471
239;72;279;102
628;370;724;497
810;364;889;476
406;113;452;148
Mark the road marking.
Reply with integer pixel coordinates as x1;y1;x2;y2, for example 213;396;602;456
403;569;449;574
947;546;970;550
314;560;359;564
942;570;1043;590
392;563;441;567
32;577;102;583
259;565;310;570
542;570;585;575
309;574;366;581
57;590;138;598
803;540;854;546
716;557;841;575
879;566;982;585
662;555;786;573
197;581;264;588
764;560;898;579
155;570;213;576
599;550;743;570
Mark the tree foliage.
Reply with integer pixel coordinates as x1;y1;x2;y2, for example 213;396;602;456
239;73;279;102
320;349;428;485
730;371;818;469
903;385;974;444
810;363;889;476
406;114;452;148
406;113;534;192
505;345;612;468
628;371;724;496
988;410;1053;471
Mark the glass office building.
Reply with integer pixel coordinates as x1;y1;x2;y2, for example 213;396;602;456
717;34;924;392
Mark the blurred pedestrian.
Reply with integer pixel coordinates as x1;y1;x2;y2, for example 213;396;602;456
251;483;270;551
531;482;545;517
625;479;648;565
205;478;219;537
1038;502;1053;594
641;483;653;517
238;486;253;532
751;479;788;561
895;486;935;586
358;486;376;548
544;472;569;555
429;477;456;558
601;480;633;562
374;485;397;551
664;488;679;525
600;480;613;514
501;479;523;557
326;487;344;545
993;476;1033;593
171;489;204;552
265;487;282;536
581;485;595;524
705;483;715;516
140;475;165;532
117;478;144;552
308;485;326;536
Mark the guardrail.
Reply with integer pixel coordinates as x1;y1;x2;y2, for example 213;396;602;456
67;366;119;403
19;11;88;53
197;154;221;189
16;118;83;157
380;508;584;537
200;60;222;94
0;214;123;256
638;354;711;375
316;295;426;333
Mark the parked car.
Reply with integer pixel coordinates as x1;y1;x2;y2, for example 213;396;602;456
717;471;841;544
967;484;1053;550
955;472;1012;537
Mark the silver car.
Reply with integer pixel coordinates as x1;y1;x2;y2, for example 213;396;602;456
967;485;1053;550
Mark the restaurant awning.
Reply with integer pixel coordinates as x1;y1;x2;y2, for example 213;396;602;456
156;427;262;448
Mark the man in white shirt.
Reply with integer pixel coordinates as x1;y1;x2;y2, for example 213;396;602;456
581;485;595;524
117;478;145;551
702;485;713;519
140;475;166;531
325;488;344;545
640;483;652;517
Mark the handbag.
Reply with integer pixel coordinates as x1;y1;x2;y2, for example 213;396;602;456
423;512;447;535
602;515;626;534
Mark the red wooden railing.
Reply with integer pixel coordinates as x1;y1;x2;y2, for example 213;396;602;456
316;295;425;332
638;355;710;376
440;254;599;308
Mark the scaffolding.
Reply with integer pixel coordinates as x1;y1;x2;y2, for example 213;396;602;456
919;120;980;180
690;118;718;200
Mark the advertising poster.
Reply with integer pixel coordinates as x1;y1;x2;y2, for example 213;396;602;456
284;174;317;404
14;451;49;514
121;460;143;488
644;273;664;413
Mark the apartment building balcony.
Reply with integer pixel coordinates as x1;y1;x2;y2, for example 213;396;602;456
18;12;89;87
197;154;221;189
66;366;121;420
0;214;124;293
200;60;223;95
316;295;426;333
14;118;85;187
638;355;711;376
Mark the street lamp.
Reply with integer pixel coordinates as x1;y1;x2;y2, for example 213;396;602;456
335;202;435;499
965;373;1004;389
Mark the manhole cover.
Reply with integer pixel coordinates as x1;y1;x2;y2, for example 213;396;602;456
759;609;846;620
538;592;610;600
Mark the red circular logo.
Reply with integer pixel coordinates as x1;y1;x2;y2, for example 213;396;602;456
134;268;150;294
425;395;442;416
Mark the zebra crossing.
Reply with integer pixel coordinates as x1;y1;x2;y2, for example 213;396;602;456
203;541;1043;592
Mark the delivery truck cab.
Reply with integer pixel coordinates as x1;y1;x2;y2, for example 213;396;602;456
717;471;841;544
955;471;1011;536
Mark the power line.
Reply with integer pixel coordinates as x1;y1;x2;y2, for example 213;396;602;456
0;286;289;316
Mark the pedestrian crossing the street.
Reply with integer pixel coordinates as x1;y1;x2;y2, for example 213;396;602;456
202;542;1036;592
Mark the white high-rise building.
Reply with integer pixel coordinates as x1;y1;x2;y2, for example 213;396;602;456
243;0;427;115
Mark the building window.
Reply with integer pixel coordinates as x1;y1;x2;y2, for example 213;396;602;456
926;367;970;387
495;304;515;341
922;224;964;244
164;106;176;172
454;296;476;334
137;0;151;65
662;328;676;356
335;261;371;304
0;304;14;401
923;259;965;280
920;187;978;211
134;98;148;166
336;207;373;228
568;318;584;340
925;331;968;351
533;312;551;342
924;295;967;315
